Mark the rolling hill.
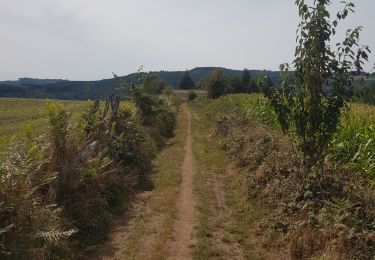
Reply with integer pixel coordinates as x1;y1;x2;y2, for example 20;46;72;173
0;67;281;100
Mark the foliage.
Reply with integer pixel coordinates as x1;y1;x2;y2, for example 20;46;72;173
0;68;283;100
143;75;169;95
178;71;195;90
197;94;375;259
0;137;76;259
207;93;375;181
206;94;278;128
262;0;370;173
130;87;176;147
352;83;375;105
330;105;375;180
204;68;230;99
188;91;198;102
229;76;242;93
0;74;177;258
241;68;251;88
46;101;69;162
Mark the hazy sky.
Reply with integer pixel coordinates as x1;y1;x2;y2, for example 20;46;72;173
0;0;374;80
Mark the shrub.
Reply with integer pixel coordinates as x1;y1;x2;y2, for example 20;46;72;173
188;91;197;102
130;87;176;146
205;68;230;99
46;101;69;161
106;118;154;172
0;139;75;259
143;75;168;95
0;73;177;258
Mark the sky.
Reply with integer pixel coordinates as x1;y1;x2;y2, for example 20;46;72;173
0;0;374;81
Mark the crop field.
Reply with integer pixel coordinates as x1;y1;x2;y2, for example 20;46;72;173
0;98;88;139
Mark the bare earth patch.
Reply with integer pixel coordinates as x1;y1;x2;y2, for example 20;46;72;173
167;105;197;259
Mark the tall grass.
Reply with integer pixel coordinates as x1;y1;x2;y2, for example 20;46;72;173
206;94;278;128
206;94;375;180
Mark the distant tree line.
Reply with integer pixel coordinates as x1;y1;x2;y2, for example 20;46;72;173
198;68;273;99
352;81;375;105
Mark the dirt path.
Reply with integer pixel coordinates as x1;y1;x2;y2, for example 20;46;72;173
92;104;247;259
92;104;197;260
167;106;196;259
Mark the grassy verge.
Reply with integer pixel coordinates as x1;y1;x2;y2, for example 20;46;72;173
224;169;265;260
190;110;223;259
191;102;288;259
197;95;375;259
121;104;188;259
206;94;375;180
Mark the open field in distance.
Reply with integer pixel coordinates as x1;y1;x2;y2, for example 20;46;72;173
0;98;88;139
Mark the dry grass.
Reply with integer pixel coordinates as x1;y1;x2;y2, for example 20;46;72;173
118;104;188;259
190;105;248;260
202;95;375;259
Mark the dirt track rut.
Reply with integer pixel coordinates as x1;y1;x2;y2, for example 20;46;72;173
167;106;196;259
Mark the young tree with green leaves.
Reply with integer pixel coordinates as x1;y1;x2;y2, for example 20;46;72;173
262;0;370;176
143;75;168;95
205;68;230;99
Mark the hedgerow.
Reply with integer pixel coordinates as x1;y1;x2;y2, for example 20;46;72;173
0;77;177;258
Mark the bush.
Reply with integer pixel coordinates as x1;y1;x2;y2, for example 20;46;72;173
131;87;176;146
0;138;75;259
46;101;69;163
106;118;155;172
188;91;197;102
0;74;177;258
204;68;230;99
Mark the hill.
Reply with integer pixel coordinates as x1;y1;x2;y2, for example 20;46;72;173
0;68;281;100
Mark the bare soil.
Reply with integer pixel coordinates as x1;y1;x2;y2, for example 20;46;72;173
166;106;197;259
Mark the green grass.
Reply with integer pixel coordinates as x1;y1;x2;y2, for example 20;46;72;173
191;103;270;259
191;112;223;259
120;104;187;259
0;98;88;145
205;94;278;128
